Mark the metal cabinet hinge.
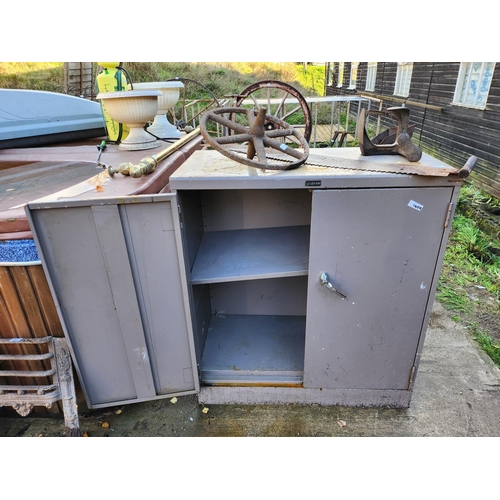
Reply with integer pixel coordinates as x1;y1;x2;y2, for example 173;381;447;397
407;366;416;390
444;202;453;229
177;204;183;229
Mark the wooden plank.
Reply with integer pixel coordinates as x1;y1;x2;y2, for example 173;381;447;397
27;265;63;338
10;267;48;338
0;267;38;385
0;291;23;385
8;267;55;391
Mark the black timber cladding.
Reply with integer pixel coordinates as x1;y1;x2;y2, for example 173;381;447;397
325;62;500;198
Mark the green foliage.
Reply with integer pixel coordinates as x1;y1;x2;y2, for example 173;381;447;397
437;183;500;367
439;216;500;303
471;326;500;366
451;215;499;264
0;62;326;100
456;181;500;212
126;62;324;101
435;285;472;313
0;62;63;91
296;64;326;96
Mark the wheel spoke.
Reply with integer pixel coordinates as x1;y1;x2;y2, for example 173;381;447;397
266;129;296;139
207;111;249;135
273;91;289;119
249;94;260;108
215;133;253;145
280;104;303;121
252;137;267;163
263;136;304;160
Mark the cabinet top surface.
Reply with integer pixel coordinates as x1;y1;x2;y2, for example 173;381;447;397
170;148;462;190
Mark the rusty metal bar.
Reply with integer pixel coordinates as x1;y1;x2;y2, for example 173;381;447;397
0;337;52;345
0;384;58;394
0;352;53;361
1;368;57;377
358;92;443;111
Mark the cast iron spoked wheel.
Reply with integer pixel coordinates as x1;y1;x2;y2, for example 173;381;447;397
166;77;221;132
233;80;312;144
200;106;309;170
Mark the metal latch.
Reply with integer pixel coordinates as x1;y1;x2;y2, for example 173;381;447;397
320;272;347;299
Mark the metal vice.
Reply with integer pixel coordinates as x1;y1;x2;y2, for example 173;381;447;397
358;106;422;162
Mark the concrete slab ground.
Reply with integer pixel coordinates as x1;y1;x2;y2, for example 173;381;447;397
1;301;499;439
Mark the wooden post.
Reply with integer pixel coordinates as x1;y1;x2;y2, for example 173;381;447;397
63;62;94;99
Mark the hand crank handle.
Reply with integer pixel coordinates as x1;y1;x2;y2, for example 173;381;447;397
457;155;478;179
320;272;347;299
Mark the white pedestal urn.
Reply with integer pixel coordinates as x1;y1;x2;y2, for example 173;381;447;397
132;81;184;139
96;90;162;150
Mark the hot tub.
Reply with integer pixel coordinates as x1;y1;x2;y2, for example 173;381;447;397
0;133;203;413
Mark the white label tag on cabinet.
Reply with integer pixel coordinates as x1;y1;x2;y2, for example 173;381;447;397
408;200;424;211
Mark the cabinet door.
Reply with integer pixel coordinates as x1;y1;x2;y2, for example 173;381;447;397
304;187;453;390
26;194;198;408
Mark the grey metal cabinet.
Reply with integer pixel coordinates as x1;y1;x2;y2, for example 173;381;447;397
26;148;463;409
170;150;460;408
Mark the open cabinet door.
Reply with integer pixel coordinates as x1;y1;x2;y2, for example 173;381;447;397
26;194;199;409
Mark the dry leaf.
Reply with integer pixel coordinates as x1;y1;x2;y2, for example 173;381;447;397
170;397;178;404
101;421;110;428
114;408;123;415
95;185;104;192
337;419;347;427
83;432;89;437
87;169;110;191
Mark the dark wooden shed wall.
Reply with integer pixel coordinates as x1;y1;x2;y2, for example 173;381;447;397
325;62;500;198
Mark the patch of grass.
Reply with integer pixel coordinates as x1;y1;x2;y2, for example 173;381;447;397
435;285;472;313
457;182;500;211
438;182;500;367
470;325;500;366
0;62;64;92
451;215;498;264
126;62;324;101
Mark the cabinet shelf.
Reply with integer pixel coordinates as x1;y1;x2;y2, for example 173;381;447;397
200;314;305;385
190;225;310;284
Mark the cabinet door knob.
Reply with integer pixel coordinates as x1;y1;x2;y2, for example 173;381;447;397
320;272;347;299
